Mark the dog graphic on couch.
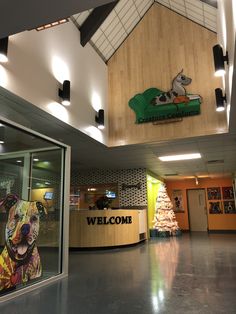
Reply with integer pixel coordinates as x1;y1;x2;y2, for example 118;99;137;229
0;194;47;293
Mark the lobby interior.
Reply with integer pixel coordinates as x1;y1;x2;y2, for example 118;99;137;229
0;0;236;313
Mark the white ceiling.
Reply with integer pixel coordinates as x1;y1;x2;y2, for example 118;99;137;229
72;0;217;62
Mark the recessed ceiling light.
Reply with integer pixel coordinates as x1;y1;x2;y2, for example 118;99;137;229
33;158;39;161
16;160;22;163
36;18;68;31
0;140;4;144
88;188;97;191
159;153;201;161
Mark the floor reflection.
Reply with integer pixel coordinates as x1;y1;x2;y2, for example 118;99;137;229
1;234;236;314
149;237;180;312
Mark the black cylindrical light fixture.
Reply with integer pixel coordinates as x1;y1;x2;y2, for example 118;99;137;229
58;80;70;106
0;37;9;63
0;126;5;144
213;44;228;77
95;109;105;129
215;88;226;112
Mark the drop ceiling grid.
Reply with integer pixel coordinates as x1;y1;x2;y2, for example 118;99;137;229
90;0;153;61
155;0;216;32
72;9;93;26
148;135;236;177
71;0;216;62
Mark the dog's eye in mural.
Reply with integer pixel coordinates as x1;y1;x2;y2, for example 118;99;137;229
0;194;19;212
14;213;20;221
0;195;47;294
36;201;47;218
30;215;38;223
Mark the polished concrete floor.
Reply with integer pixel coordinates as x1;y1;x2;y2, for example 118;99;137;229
1;233;236;313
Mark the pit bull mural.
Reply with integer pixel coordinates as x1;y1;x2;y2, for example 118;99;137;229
0;195;47;293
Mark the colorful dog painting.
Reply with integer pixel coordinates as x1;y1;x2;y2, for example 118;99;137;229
0;195;47;293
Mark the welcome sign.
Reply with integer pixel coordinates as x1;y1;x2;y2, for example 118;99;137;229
87;216;132;225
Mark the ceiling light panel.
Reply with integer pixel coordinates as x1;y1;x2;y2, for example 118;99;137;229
36;19;69;31
159;153;202;161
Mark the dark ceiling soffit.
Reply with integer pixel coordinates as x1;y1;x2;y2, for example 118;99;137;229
0;0;117;38
199;0;217;8
80;1;119;47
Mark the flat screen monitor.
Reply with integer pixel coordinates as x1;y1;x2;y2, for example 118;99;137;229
44;192;54;200
106;190;116;199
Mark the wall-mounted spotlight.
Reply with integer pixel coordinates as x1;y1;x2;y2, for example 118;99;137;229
95;109;104;129
58;80;70;106
195;176;199;186
0;125;5;144
215;88;226;112
0;37;9;63
213;44;229;77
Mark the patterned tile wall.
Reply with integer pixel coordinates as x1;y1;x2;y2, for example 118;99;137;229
71;168;148;207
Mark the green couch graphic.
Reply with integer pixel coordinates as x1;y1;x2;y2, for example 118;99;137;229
128;88;201;124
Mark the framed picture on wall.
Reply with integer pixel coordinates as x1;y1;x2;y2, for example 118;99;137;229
223;201;236;214
172;189;184;212
222;187;234;200
207;187;221;200
208;201;222;214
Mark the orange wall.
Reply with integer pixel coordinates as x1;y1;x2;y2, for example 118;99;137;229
166;177;236;231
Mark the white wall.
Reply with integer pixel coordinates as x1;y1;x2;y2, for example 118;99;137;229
217;0;236;125
0;21;108;144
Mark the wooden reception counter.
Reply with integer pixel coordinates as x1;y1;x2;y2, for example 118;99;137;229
69;209;147;248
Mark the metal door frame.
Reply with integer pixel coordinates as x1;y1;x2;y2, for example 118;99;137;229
187;188;209;232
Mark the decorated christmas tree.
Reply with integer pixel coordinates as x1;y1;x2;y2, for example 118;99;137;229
153;184;180;236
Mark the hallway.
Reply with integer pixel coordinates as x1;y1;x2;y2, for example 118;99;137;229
1;233;236;313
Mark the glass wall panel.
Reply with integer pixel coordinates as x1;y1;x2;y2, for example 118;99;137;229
30;149;63;275
0;121;65;296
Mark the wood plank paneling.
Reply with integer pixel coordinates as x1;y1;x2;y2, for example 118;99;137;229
108;4;227;147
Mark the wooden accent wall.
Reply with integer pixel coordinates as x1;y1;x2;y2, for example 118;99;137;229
108;4;227;147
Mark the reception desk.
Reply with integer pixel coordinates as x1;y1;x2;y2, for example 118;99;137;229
69;209;147;248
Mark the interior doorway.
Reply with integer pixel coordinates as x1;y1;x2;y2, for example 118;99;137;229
187;189;208;231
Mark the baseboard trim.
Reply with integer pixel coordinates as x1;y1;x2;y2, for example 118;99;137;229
69;240;147;251
208;230;236;234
